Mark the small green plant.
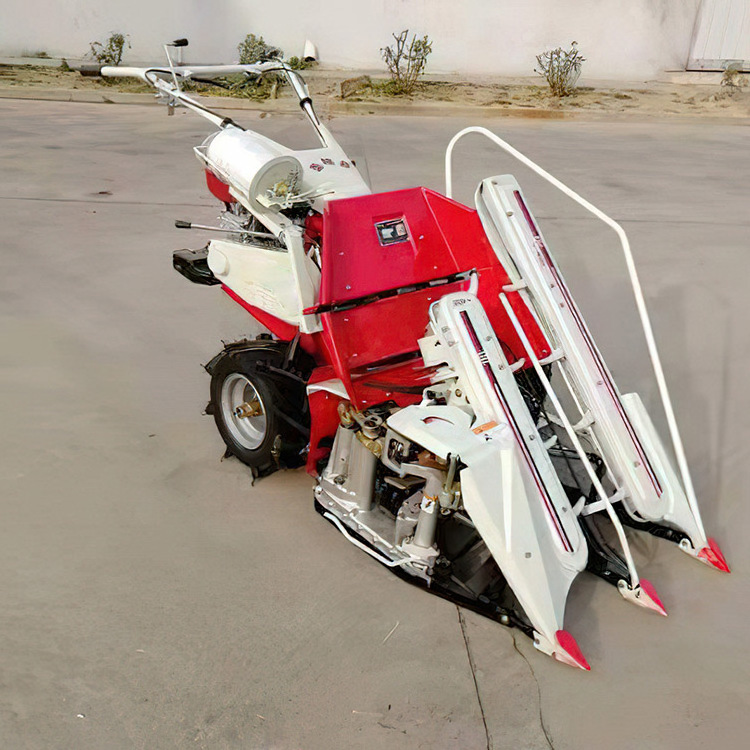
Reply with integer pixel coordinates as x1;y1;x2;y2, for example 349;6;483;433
59;58;71;72
535;42;585;97
287;55;314;71
720;61;746;96
232;34;311;100
380;30;433;95
237;34;283;64
89;32;130;66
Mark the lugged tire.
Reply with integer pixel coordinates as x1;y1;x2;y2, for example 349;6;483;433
207;343;311;477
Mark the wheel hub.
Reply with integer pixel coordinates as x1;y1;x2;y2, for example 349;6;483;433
220;373;268;450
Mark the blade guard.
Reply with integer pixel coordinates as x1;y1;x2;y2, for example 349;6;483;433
390;293;589;664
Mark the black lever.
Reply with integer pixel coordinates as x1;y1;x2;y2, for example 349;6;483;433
170;38;189;47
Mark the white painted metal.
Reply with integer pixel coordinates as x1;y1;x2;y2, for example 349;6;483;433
688;0;750;71
220;374;267;450
321;511;424;569
102;63;366;334
445;127;706;550
498;292;641;588
306;379;350;399
478;176;708;552
207;238;318;325
195;128;370;213
196;129;304;211
398;292;587;659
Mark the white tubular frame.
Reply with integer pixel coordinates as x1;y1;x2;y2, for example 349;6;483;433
445;126;704;540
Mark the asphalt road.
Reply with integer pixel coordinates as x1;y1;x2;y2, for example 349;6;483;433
1;99;748;749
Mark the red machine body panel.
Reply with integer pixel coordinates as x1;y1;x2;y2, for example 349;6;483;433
225;186;553;467
318;188;552;404
205;169;234;204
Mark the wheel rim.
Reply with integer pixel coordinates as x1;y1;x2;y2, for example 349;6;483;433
220;373;268;451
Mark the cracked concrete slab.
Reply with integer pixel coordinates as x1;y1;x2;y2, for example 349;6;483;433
1;100;748;748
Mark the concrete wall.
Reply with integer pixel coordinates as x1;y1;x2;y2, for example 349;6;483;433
2;0;701;80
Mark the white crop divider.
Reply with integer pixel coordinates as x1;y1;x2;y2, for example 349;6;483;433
499;293;639;586
445;126;705;542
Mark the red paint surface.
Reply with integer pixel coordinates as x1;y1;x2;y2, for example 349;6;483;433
639;579;668;616
205;169;234;203
699;538;730;572
555;630;591;671
318;188;551;409
349;357;435;409
222;285;299;340
221;187;555;454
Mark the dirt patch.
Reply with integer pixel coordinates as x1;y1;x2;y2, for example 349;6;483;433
1;63;749;119
335;77;750;118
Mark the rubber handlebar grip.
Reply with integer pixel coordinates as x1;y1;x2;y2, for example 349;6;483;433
78;63;103;77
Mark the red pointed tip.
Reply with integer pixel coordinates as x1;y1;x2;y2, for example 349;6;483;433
709;538;730;572
639;579;668;616
698;538;730;573
555;630;591;671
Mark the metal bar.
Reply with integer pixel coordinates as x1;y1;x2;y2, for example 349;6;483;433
304;270;473;315
499;292;640;586
174;221;277;240
446;126;705;542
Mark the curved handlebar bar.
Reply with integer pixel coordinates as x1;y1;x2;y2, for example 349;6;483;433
88;61;327;145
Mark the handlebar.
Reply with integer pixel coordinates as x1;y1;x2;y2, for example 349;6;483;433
84;60;327;145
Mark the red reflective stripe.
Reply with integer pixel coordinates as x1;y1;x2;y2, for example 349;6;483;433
460;311;573;553
514;191;662;496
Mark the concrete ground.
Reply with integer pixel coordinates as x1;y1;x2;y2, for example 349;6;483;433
0;100;748;749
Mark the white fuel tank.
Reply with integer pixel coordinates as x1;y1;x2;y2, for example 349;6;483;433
196;128;303;210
